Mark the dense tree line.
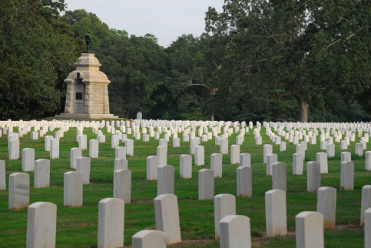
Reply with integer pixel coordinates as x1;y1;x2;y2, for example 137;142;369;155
0;0;82;119
1;0;370;122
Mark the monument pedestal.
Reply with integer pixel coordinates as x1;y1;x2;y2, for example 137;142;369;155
56;53;118;119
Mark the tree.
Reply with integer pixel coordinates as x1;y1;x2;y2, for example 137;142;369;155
204;0;371;122
166;35;206;120
0;0;82;120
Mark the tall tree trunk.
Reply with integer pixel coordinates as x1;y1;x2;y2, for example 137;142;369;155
299;98;309;123
294;95;309;122
211;112;215;121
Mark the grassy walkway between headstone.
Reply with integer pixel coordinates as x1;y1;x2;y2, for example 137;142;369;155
0;122;368;247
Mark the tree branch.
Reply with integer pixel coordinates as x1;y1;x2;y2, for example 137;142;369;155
325;29;362;50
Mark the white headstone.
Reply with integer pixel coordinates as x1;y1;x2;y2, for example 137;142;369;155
26;202;57;248
76;157;91;185
263;144;273;163
114;158;128;171
132;230;166;248
237;166;252;197
111;135;120;149
198;169;214;200
272;162;287;192
0;160;5;190
214;194;236;239
326;143;335;158
366;151;371;171
195;145;205;166
31;131;39;140
183;135;189;142
190;137;200;155
236;135;243;145
9;172;30;209
220;215;251;248
147;156;159;180
98;133;106;143
230;145;240;164
173;137;180;147
179;154;192;179
44;135;53;152
50;138;59;159
115;146;126;160
293;153;304;175
340;140;348;150
340;161;354;190
154;194;181;245
98;198;125;248
316;152;328;174
265;189;287;237
341;152;351;162
125;139;134;156
266;154;277;176
210;153;222;177
143;134;150;142
356;143;364;156
280;142;286;152
365;208;371;248
70;147;82;169
89;139;99;158
22;148;35;171
295;211;324;248
78;134;87;150
9;139;20;160
220;138;228;154
114;169;131;204
157;165;174;195
63;171;83;207
239;153;251;167
157;146;167;166
307;161;321;192
361;185;371;225
255;136;262;145
34;159;50;188
296;143;306;157
317;187;336;229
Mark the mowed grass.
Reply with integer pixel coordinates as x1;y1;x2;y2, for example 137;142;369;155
0;122;369;247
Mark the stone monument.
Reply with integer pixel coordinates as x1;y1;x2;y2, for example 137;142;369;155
56;52;118;119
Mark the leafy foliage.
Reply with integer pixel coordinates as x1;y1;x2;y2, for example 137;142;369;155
203;0;371;122
0;0;82;120
0;1;369;122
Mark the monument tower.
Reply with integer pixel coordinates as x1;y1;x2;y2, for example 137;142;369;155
56;31;118;119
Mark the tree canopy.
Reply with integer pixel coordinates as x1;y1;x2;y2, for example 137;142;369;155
0;0;370;122
0;0;82;120
203;0;371;122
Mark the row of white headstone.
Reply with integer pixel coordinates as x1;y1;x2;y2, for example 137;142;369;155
3;119;371;209
0;118;371;248
3;119;370;159
20;188;371;248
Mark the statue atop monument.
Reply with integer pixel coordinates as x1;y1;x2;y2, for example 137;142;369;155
85;30;91;53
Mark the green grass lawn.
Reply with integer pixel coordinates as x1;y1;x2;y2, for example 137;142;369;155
0;121;369;247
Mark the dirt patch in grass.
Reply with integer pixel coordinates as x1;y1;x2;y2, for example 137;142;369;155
170;239;215;246
250;231;296;247
336;224;363;230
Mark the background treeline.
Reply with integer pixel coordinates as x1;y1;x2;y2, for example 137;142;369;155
1;0;370;122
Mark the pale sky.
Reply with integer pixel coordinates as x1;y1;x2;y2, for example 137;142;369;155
63;0;225;47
